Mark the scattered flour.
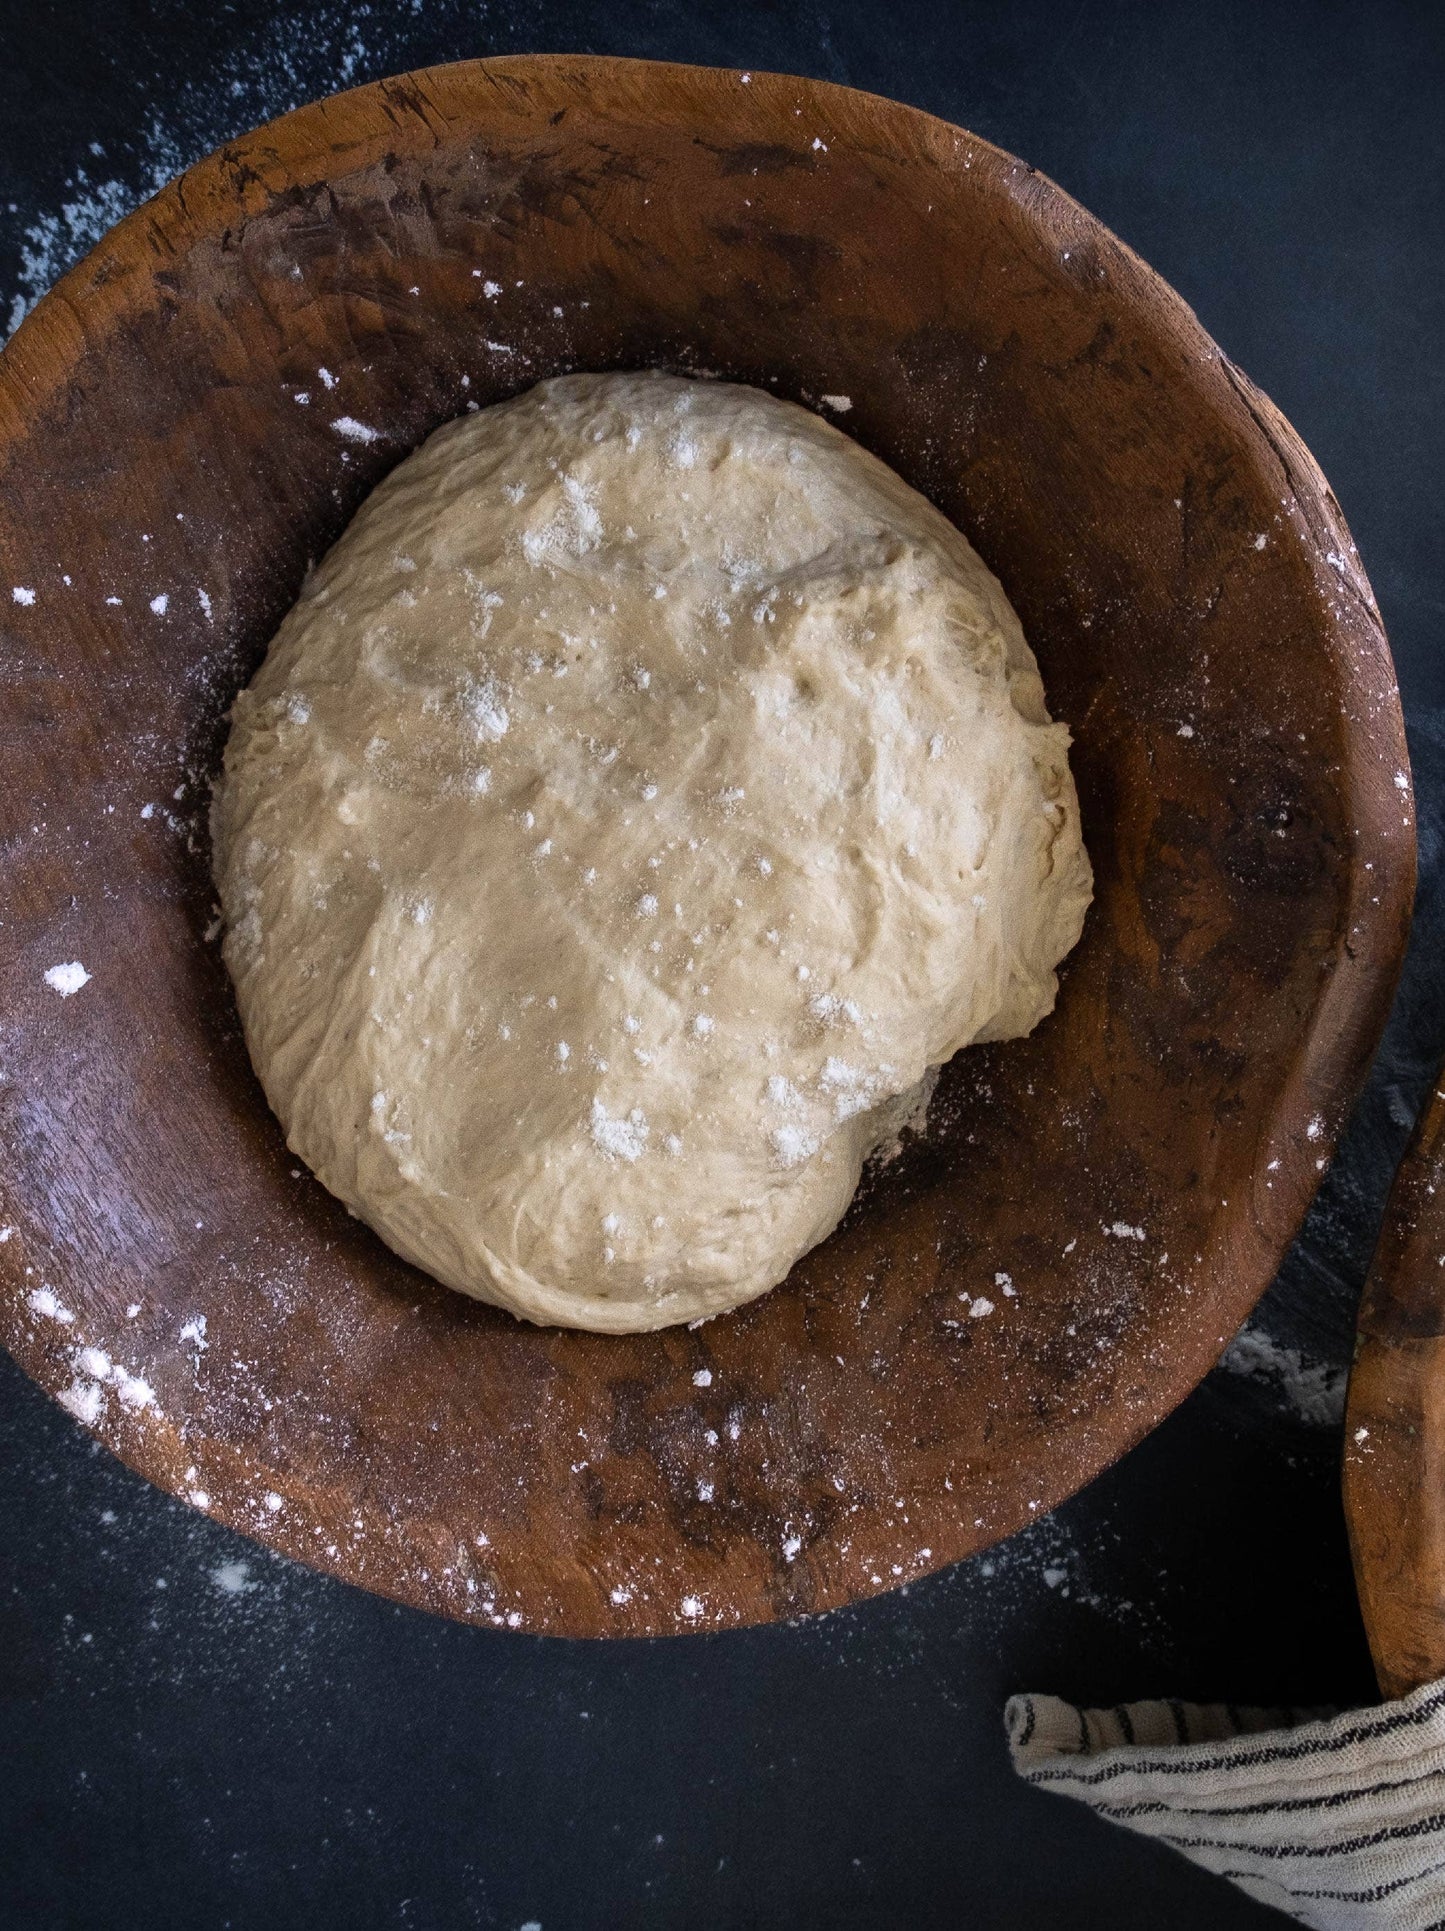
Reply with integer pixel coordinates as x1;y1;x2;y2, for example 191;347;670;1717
1219;1323;1347;1427
58;1380;104;1425
43;961;91;997
29;1285;159;1420
210;1559;256;1595
73;1346;155;1414
589;1100;649;1162
3;10;425;338
28;1286;75;1324
770;1122;820;1167
331;417;381;445
108;1365;156;1412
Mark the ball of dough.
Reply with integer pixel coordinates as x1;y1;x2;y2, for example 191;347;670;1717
213;372;1091;1331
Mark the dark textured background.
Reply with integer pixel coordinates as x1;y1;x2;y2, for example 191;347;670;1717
1;3;1442;1926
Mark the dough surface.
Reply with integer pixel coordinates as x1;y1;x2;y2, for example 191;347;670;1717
213;372;1092;1331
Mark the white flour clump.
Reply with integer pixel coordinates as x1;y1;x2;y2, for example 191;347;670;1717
212;372;1091;1332
43;961;91;997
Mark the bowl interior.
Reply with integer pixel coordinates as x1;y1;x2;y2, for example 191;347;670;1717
0;56;1411;1633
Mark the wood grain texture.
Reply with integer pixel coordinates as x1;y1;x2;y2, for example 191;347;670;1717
0;56;1414;1635
1346;1076;1445;1699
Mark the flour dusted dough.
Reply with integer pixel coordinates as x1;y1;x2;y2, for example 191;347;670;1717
213;373;1092;1331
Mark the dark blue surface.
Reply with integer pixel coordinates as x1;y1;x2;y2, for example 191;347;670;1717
2;3;1442;1926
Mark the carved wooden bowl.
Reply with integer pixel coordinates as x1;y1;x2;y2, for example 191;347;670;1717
0;56;1413;1634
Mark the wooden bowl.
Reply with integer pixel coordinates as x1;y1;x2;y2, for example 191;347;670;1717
1346;1071;1445;1701
0;56;1413;1636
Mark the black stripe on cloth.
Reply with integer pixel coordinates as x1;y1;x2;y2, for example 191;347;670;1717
1092;1765;1443;1822
1216;1850;1445;1908
1077;1704;1089;1755
1015;1698;1037;1749
1169;1700;1190;1746
1161;1807;1445;1860
1115;1704;1136;1747
1019;1685;1445;1788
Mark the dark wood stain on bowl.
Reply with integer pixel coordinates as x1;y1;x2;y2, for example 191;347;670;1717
0;56;1414;1635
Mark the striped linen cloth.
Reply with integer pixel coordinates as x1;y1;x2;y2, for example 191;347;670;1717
1007;1680;1445;1928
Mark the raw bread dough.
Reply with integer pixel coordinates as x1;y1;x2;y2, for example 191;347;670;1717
213;372;1092;1331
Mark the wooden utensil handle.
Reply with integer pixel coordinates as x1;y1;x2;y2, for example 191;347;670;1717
1345;1072;1445;1701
